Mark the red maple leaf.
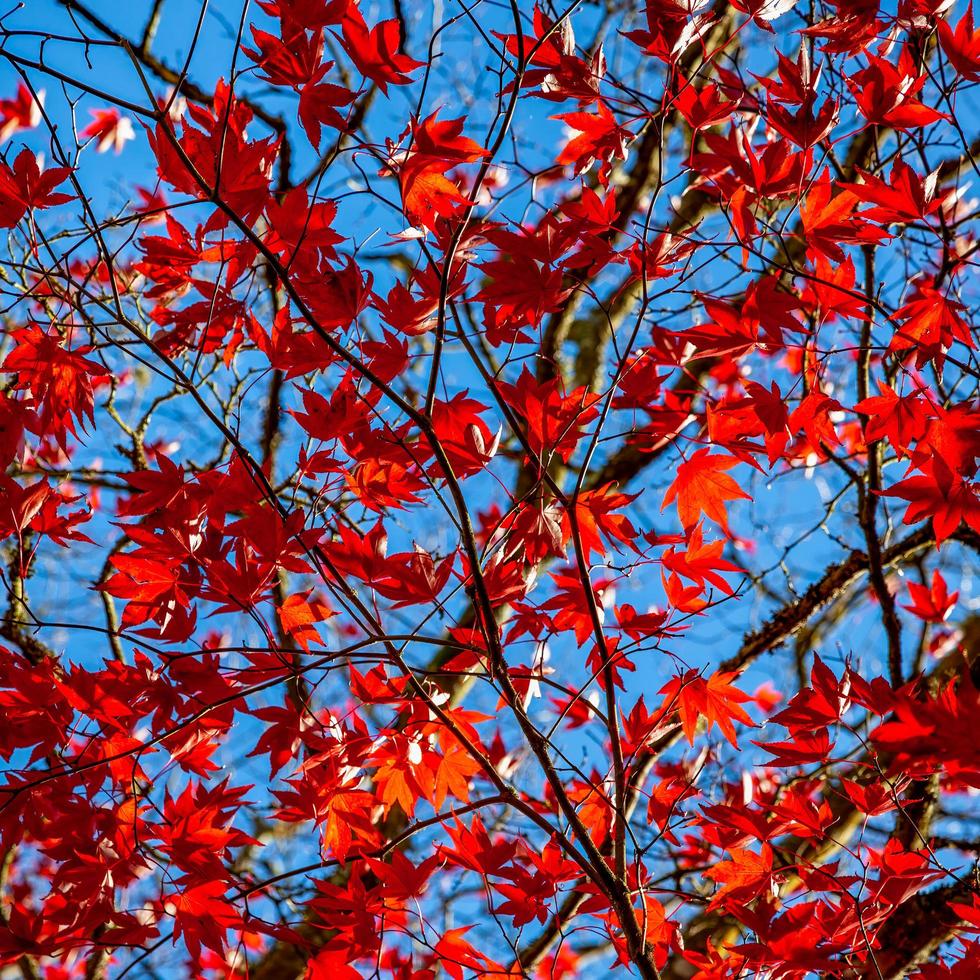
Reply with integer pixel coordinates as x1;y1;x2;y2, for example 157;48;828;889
843;158;943;225
704;845;774;912
163;880;241;963
3;324;103;446
661;448;751;534
554;100;635;181
337;8;423;94
902;570;958;623
879;456;980;545
395;112;487;232
0;83;41;141
563;484;639;560
498;368;601;464
939;4;980;81
0;148;73;228
799;173;889;262
278;590;334;650
659;669;755;747
853;381;934;458
81;108;135;154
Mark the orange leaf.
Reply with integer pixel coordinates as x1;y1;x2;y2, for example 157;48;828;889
704;844;774;911
661;448;750;533
660;669;755;747
277;591;333;651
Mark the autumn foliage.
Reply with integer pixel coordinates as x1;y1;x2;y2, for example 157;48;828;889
0;0;979;977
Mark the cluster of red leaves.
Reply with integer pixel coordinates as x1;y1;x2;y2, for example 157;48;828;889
0;0;978;977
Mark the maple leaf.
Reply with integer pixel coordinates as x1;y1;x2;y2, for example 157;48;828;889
0;83;42;141
242;24;323;86
133;214;207;300
563;484;639;560
902;570;958;623
681;940;748;980
3;324;103;446
770;653;847;732
256;0;346;36
625;0;717;62
586;635;636;691
476;253;571;333
249;703;308;776
337;9;423;94
853;380;934;458
879;456;980;545
400;162;470;231
675;80;739;131
789;390;845;455
29;487;92;547
508;841;581;925
799;174;889;262
493;5;602;102
539;568;613;645
275;757;377;863
739;379;791;463
263;187;342;263
470;548;535;608
870;675;980;782
412;112;488;163
843;158;942;225
0;475;52;542
554;100;635;180
704;844;774;911
661;448;750;534
800;254;869;323
157;781;255;873
767;94;838;148
659;669;755;747
662;569;708;612
371;546;454;606
742;274;806;347
163;880;241;963
754;728;834;765
118;454;188;516
661;523;741;594
432;927;495;980
939;3;980;81
278;590;334;651
0;148;73;227
81;108;135;154
305;949;365;980
297;63;355;148
396;112;487;232
912;402;980;478
756;45;819;106
430;392;499;478
102;547;198;641
362;851;441;906
148;79;277;227
429;735;482;809
866;839;946;909
498;368;601;464
840;776;904;816
771;783;836;839
680;297;759;358
291;255;373;333
438;814;520;877
616;604;674;643
847;52;950;130
733;0;798;29
889;285;975;367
